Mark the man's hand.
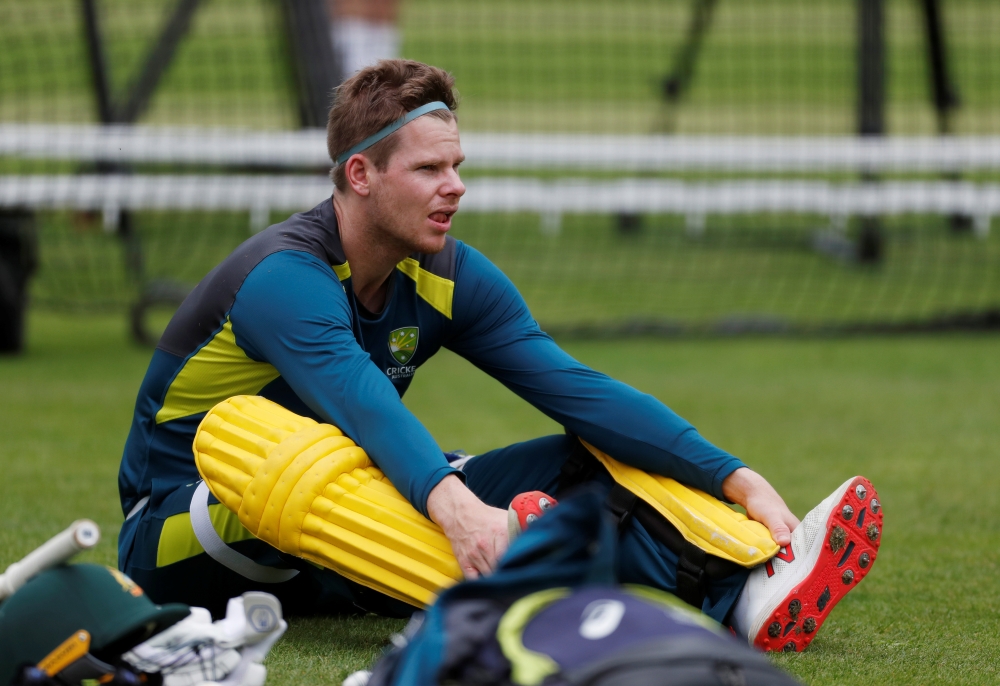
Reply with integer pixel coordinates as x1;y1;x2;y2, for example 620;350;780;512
426;474;509;579
722;467;800;547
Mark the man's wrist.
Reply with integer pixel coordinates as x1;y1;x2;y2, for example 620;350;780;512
426;473;472;531
417;466;465;518
721;467;755;506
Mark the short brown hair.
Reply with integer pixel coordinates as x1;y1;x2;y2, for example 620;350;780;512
327;59;459;191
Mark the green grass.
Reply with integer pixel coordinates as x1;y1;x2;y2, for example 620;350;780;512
2;312;1000;684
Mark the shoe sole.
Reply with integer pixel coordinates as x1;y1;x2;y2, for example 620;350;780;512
508;491;558;542
753;476;882;652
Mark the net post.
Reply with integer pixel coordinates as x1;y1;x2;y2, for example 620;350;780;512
659;0;719;126
79;0;115;125
0;209;38;355
919;0;960;135
857;0;886;264
280;0;342;129
918;0;973;234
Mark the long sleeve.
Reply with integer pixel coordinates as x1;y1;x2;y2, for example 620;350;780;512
230;250;459;516
446;245;745;499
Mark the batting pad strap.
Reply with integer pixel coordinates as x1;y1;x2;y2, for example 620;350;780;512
193;395;463;607
190;481;300;584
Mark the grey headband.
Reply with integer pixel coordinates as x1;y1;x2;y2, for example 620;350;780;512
333;101;451;166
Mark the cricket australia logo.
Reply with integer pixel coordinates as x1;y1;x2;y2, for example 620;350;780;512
388;327;419;366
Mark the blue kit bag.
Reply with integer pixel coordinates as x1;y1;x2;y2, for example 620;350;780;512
366;488;802;686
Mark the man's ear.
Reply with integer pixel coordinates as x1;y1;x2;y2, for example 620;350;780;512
344;155;372;197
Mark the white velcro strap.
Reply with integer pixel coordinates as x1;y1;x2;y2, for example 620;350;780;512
449;454;477;471
126;495;150;520
190;481;299;584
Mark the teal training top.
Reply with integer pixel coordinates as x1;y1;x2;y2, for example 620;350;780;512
117;199;745;556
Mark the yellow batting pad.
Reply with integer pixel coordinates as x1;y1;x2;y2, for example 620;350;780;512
193;395;462;607
581;441;779;567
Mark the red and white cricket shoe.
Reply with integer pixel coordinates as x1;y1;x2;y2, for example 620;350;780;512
507;491;558;543
731;476;883;652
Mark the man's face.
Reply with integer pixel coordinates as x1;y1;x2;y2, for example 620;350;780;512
367;115;466;255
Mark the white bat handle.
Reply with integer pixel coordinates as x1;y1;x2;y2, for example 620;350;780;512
0;519;101;601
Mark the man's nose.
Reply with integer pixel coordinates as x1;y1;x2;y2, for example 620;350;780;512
442;167;465;198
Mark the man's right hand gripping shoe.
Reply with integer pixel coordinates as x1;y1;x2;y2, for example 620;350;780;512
731;476;883;653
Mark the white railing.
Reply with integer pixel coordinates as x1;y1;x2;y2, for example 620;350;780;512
4;124;1000;172
1;175;994;235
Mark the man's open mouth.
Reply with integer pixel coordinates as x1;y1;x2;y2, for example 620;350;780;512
429;210;455;225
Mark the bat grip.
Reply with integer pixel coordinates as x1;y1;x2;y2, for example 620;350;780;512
0;520;101;601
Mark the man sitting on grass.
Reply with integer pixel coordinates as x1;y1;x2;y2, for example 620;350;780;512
117;59;881;652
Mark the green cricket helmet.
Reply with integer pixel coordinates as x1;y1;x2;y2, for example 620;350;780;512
0;564;189;685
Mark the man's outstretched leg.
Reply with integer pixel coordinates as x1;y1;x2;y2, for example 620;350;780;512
464;440;883;650
729;476;883;652
462;435;750;623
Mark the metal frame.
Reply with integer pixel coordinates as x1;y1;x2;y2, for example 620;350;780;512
79;0;207;343
918;0;971;233
656;0;966;262
80;0;204;126
75;0;340;342
658;0;718;133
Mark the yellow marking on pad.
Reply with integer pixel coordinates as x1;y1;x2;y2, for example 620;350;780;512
582;440;778;567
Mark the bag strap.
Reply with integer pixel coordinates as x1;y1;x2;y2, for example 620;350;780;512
558;438;742;610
